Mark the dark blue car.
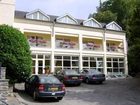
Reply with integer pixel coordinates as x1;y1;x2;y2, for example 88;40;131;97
25;74;65;101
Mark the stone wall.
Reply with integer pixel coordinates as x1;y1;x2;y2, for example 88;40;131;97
0;67;9;93
0;79;9;92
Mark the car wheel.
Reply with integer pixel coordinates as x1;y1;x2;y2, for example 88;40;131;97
57;97;63;100
33;91;38;101
77;83;81;86
99;81;103;84
85;78;89;84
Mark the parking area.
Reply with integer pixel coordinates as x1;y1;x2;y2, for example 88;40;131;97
14;77;140;105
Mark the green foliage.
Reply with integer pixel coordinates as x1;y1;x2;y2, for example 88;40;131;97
93;10;117;23
0;25;32;83
128;43;140;73
127;0;140;45
127;0;140;73
94;0;136;29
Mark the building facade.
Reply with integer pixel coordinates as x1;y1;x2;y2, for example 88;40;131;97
0;1;128;76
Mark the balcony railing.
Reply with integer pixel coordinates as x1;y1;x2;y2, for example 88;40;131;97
107;45;124;52
28;37;51;48
83;43;103;51
55;39;79;49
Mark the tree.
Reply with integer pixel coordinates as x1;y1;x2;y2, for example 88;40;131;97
92;0;136;29
127;0;140;74
93;10;117;23
0;25;32;83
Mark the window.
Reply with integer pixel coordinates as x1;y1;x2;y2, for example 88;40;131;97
82;56;103;72
54;55;79;72
106;21;122;31
83;18;102;28
26;10;50;21
56;14;78;24
107;57;125;75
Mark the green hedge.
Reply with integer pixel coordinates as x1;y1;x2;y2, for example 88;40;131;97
0;25;32;83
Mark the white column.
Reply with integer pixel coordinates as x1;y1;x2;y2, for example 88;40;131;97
51;24;55;73
51;52;55;73
19;28;24;33
103;30;107;75
79;34;83;71
123;37;128;75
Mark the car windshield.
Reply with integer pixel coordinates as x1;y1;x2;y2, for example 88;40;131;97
40;75;61;84
65;70;78;75
88;70;102;74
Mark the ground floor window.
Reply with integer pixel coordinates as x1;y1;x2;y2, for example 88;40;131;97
82;56;103;72
107;57;125;75
54;55;79;73
32;54;51;74
31;53;126;75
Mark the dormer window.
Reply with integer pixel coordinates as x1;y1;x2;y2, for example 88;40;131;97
83;18;102;28
106;21;122;31
56;14;78;24
26;9;50;21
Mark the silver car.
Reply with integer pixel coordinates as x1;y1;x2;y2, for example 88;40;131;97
81;69;105;84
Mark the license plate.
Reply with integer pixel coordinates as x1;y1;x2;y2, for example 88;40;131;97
51;87;58;91
72;77;78;79
52;93;55;95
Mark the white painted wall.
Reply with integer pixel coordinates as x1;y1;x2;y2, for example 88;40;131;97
13;19;128;75
0;0;15;25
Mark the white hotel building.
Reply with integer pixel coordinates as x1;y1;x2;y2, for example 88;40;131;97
0;0;128;76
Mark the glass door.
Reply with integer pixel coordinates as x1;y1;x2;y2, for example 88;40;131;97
38;59;44;74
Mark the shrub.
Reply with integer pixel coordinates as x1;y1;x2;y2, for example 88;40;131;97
0;25;32;83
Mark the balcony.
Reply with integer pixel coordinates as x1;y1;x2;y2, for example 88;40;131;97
106;41;124;53
25;32;51;48
83;38;103;51
55;35;79;50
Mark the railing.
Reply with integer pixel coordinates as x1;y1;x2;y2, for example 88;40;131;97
107;46;124;53
56;39;79;49
83;43;103;51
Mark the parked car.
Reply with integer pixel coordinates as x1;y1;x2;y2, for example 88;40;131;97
81;69;106;84
55;69;83;86
25;74;65;101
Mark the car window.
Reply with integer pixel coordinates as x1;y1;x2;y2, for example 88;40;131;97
88;70;101;74
40;75;61;84
65;70;78;75
29;76;36;83
83;70;88;73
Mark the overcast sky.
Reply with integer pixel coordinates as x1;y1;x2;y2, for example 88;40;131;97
16;0;102;19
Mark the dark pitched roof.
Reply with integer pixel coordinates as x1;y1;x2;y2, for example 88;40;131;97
15;10;27;19
14;10;113;30
14;10;84;25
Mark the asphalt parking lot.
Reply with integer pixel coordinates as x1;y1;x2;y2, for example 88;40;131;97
14;77;140;105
